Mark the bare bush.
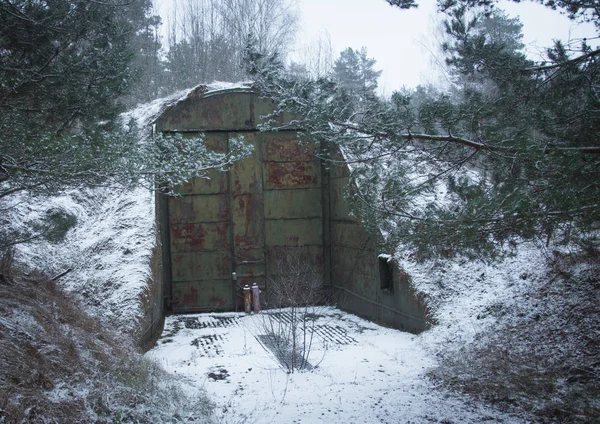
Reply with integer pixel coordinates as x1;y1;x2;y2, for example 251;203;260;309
259;253;331;373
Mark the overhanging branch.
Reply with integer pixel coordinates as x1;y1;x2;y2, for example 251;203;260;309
330;121;600;154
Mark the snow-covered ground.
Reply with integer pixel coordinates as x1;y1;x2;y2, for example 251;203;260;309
145;237;556;423
147;307;530;423
400;242;551;355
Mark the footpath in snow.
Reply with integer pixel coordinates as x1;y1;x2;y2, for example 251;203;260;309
147;307;526;423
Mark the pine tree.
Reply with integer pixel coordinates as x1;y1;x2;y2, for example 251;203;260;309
0;0;252;248
246;1;600;257
332;47;382;112
127;0;165;104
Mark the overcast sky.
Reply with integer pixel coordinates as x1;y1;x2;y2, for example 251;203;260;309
155;0;597;93
293;0;597;94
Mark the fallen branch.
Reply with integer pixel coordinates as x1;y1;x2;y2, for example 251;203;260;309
52;268;72;281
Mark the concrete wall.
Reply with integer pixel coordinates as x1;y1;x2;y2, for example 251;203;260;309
136;194;168;350
327;150;429;334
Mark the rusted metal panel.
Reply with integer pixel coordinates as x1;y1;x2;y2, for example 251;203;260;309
179;132;228;151
235;262;266;277
169;222;231;252
265;219;323;246
171;251;232;281
157;91;254;132
264;162;320;190
168;194;229;224
252;96;278;125
235;247;265;264
252;97;300;129
174;170;228;195
264;188;322;219
230;130;266;280
168;133;234;313
262;133;315;162
329;177;355;221
172;133;229;195
172;280;233;311
231;133;262;194
266;246;325;274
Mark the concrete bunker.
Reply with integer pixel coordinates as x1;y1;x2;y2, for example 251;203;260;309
155;85;428;334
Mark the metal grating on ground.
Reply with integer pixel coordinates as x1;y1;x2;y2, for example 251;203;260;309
191;334;225;356
255;334;314;372
312;324;357;345
263;311;358;346
179;315;241;329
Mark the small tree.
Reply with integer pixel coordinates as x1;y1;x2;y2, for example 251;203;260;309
259;253;330;373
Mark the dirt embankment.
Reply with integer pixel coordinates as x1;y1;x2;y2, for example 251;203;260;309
0;266;213;423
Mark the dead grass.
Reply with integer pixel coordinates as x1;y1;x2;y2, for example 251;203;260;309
429;251;600;423
0;257;214;423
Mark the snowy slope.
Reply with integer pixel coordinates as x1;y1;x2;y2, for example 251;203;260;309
5;81;252;336
9;186;156;335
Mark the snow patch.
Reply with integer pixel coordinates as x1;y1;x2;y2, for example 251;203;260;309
122;80;253;134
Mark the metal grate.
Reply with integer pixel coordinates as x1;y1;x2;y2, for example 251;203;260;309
312;324;357;345
191;334;224;356
262;311;358;345
180;315;240;329
256;334;314;371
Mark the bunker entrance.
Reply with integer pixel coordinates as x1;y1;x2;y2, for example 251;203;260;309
155;85;428;334
166;130;325;313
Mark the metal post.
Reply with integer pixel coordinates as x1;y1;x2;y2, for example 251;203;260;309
243;284;251;314
251;283;261;313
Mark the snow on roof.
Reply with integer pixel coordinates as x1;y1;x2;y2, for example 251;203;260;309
121;81;254;134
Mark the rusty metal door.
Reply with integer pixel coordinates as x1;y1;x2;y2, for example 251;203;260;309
169;133;234;312
168;130;325;313
229;132;266;306
168;132;266;312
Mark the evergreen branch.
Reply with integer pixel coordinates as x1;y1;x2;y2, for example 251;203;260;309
408;134;600;154
523;49;600;73
331;122;600;154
